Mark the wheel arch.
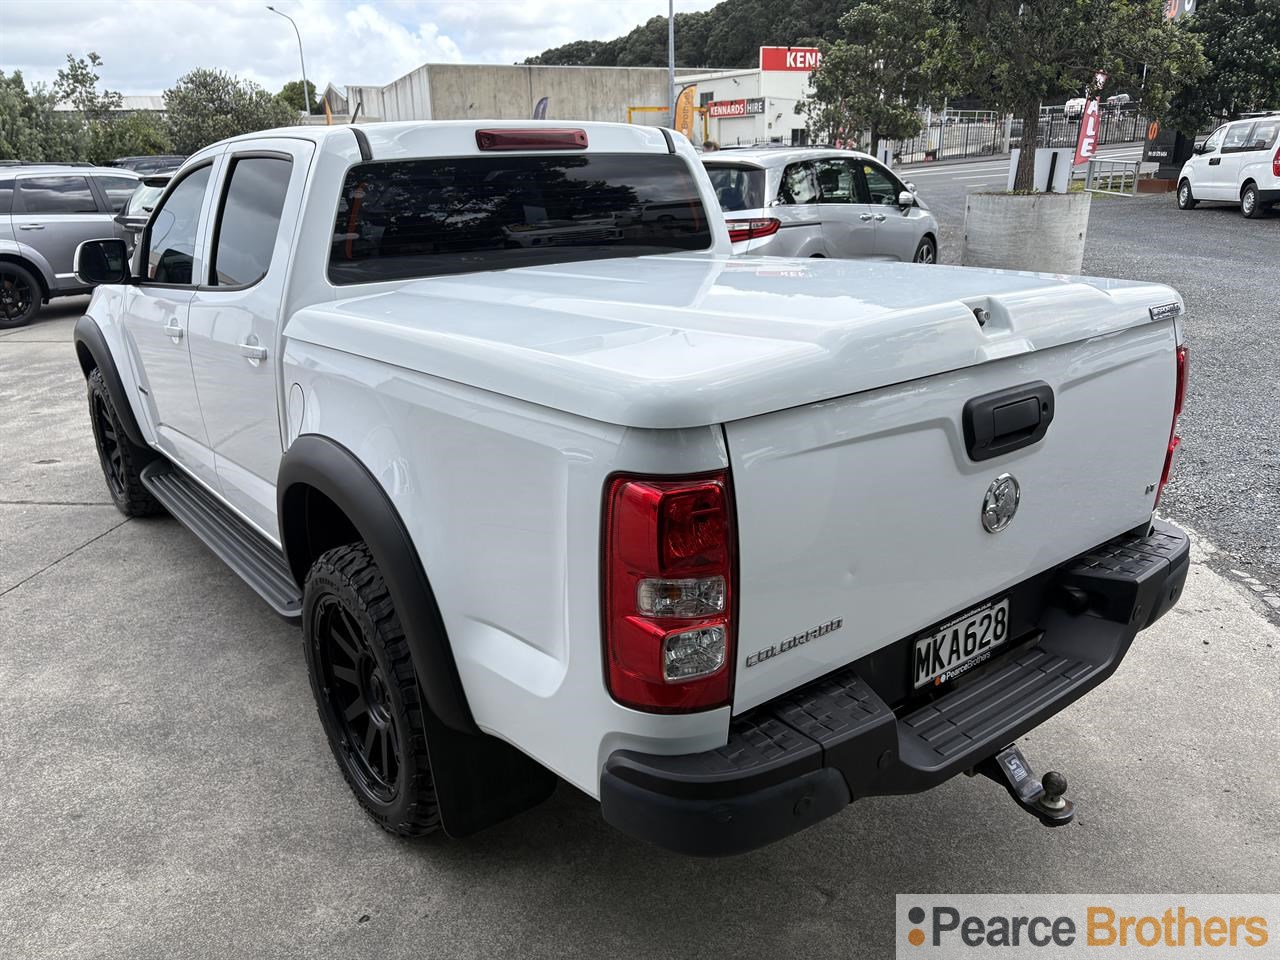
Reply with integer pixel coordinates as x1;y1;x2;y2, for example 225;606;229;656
277;434;476;734
0;248;52;300
72;314;148;448
277;434;558;835
1241;178;1257;196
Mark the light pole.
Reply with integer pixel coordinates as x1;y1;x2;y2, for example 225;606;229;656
267;5;313;116
667;0;676;126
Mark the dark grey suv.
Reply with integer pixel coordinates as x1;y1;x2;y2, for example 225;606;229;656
0;165;140;328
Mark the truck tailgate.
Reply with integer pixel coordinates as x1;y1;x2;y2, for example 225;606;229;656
726;320;1179;712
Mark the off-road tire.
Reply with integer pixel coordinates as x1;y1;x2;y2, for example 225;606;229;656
303;543;441;837
87;367;162;516
0;262;40;329
1177;179;1198;210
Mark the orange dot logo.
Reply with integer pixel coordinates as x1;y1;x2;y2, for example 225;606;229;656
908;906;926;947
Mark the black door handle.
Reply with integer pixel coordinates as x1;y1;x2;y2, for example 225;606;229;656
1208;157;1220;165
963;381;1055;461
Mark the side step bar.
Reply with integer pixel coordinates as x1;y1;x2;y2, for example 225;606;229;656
140;461;302;619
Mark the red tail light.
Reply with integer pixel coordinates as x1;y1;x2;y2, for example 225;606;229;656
1273;145;1280;178
604;472;735;712
475;128;588;151
726;218;781;244
1156;345;1188;505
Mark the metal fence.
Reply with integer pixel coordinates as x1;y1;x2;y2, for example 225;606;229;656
1085;158;1141;197
887;111;1147;164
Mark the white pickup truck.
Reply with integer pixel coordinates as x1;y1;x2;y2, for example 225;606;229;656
72;120;1190;855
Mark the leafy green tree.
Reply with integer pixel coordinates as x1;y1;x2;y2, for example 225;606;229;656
938;0;1206;190
1168;0;1280;133
164;69;295;154
523;40;611;66
277;79;320;115
95;111;173;160
0;69;84;162
802;0;957;153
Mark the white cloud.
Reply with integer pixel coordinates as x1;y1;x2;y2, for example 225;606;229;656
0;0;722;95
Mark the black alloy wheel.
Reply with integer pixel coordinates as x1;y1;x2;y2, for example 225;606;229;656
0;264;38;328
312;595;402;803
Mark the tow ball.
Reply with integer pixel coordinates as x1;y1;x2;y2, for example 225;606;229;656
972;744;1076;827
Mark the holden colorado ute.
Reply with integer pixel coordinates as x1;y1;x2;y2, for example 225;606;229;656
71;121;1191;855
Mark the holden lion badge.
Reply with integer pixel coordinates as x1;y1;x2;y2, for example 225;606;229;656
982;473;1020;533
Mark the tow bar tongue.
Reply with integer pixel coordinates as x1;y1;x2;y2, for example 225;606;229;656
974;745;1076;827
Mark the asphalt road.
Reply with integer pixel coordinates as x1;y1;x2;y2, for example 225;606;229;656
1;185;1278;959
905;150;1280;615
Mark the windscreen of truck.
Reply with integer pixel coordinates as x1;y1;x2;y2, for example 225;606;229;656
703;163;765;211
328;153;713;284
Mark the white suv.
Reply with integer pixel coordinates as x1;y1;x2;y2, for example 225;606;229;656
1177;114;1280;218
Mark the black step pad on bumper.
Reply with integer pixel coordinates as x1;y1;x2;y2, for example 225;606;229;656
141;461;302;618
602;520;1190;856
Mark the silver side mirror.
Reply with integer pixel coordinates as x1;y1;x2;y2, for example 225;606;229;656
897;190;915;208
74;238;131;286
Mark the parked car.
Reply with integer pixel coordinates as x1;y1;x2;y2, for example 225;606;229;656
72;120;1189;855
1064;97;1087;117
111;155;187;175
114;174;169;243
0;164;140;328
1104;93;1132;110
1177;114;1280;218
703;148;940;262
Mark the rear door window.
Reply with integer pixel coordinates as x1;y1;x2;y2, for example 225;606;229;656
329;152;712;285
1221;123;1252;153
779;162;818;204
1245;120;1279;151
16;176;98;214
704;164;764;211
209;155;292;287
813;159;858;203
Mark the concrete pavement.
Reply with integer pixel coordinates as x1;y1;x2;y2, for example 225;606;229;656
1;298;1277;959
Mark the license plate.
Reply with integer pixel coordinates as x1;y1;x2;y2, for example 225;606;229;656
912;597;1010;688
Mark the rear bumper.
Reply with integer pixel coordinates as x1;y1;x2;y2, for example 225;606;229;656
600;520;1190;856
1255;188;1280;204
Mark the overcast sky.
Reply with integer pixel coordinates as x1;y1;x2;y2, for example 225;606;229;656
1;0;723;95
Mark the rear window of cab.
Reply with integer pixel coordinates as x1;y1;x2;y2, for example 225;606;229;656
328;153;713;284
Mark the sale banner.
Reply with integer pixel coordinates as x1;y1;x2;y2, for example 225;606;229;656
1073;99;1102;166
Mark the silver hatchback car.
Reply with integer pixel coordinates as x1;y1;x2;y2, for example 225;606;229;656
702;148;939;263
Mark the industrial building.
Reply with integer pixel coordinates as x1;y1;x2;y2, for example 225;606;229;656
324;46;821;145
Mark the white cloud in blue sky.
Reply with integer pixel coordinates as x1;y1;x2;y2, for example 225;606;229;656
1;0;722;94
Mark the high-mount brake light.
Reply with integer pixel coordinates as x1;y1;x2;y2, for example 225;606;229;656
475;128;589;151
603;472;736;712
726;218;781;244
1156;345;1189;505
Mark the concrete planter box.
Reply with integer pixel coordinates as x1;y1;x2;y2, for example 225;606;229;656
961;191;1092;275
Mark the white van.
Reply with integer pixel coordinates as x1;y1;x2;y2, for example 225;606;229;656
1177;114;1280;218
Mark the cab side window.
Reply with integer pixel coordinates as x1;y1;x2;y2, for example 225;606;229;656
860;162;901;205
779;162;819;204
146;166;212;285
814;159;857;203
1201;127;1226;153
209;156;292;287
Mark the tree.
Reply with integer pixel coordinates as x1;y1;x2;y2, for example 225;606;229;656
277;79;320;115
802;0;957;153
939;0;1206;190
523;40;611;66
164;69;295;154
0;69;85;162
1168;0;1280;133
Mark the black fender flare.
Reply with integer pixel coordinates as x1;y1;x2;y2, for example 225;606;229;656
73;315;148;448
277;433;477;734
277;434;557;835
